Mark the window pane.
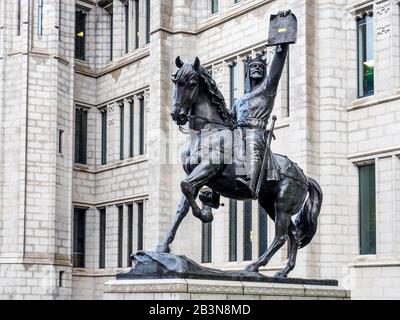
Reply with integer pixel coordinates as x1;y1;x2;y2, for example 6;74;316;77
120;104;125;160
229;199;237;262
129;101;134;158
75;11;86;60
73;208;86;268
75;109;87;164
146;0;151;44
137;202;144;251
230;63;238;107
101;111;107;165
139;98;145;155
134;0;140;49
127;204;133;267
357;14;374;97
211;0;219;14
118;206;123;268
99;208;106;269
259;206;268;257
359;164;376;255
125;3;129;53
243;200;252;261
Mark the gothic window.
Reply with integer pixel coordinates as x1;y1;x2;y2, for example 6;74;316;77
127;204;133;267
75;10;86;60
359;164;376;255
38;0;43;36
73;208;86;268
243;200;252;261
75;108;87;164
229;199;238;262
357;9;374;98
117;206;124;267
139;97;145;155
99;208;106;269
259;206;268;257
137;201;144;251
230;62;238;107
101;110;107;165
129;100;134;158
119;102;125;160
145;0;151;44
211;0;219;14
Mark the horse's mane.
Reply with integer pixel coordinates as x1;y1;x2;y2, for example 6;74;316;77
197;66;236;129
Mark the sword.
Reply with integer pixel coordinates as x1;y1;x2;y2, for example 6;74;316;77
255;115;277;198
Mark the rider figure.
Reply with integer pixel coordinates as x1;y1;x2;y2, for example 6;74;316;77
231;10;290;197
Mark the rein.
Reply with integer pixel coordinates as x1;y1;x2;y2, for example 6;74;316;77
188;114;234;129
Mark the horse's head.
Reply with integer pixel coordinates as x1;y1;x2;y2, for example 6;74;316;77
171;56;201;126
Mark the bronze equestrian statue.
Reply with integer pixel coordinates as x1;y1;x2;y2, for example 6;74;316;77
155;11;323;278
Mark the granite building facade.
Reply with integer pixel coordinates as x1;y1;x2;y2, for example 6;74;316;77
0;0;399;300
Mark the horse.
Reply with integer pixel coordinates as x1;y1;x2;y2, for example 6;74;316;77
155;56;323;278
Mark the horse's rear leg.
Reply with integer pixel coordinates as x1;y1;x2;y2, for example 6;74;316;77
274;222;299;278
181;162;221;223
245;207;291;272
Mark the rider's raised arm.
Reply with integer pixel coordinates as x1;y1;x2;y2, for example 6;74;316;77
266;43;289;95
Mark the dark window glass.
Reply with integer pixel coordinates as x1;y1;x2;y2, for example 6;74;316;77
129;100;134;158
58;130;63;154
230;62;238;107
127;204;133;267
75;109;87;164
243;200;252;261
359;164;376;255
139;97;145;155
229;199;237;262
118;206;123;268
259;206;268;257
120;103;125;160
75;10;86;60
137;202;144;251
357;13;374;98
17;0;21;36
101;111;107;165
134;0;139;49
38;0;43;36
110;14;113;60
125;3;129;53
202;210;212;263
146;0;151;44
211;0;219;14
99;208;106;269
73;208;86;268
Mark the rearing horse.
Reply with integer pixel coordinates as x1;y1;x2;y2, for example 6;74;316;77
155;56;323;278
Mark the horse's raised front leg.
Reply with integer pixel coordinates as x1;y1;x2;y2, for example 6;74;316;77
274;222;299;278
155;192;195;253
181;161;221;223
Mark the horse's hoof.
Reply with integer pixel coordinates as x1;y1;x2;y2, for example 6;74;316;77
273;271;288;279
155;244;171;254
244;264;259;273
200;210;214;223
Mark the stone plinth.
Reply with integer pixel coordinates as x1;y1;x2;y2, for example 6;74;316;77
104;279;351;300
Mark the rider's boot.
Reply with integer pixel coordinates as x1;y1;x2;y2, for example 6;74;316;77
235;159;262;199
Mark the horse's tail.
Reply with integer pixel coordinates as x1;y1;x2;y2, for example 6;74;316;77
295;177;323;249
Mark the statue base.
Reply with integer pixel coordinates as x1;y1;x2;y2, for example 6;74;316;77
105;251;350;300
104;278;350;300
